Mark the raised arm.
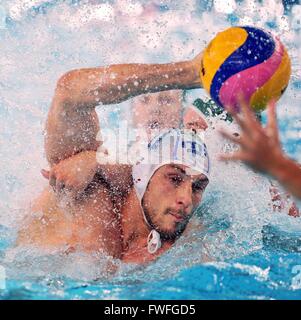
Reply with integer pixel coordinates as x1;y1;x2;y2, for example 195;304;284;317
219;100;301;201
45;54;203;166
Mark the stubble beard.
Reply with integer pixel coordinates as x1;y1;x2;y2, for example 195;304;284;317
141;202;189;241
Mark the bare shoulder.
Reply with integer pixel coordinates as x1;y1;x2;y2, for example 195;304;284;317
16;187;68;247
16;183;123;257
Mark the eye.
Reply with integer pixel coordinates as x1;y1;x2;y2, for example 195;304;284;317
168;175;183;186
192;180;208;193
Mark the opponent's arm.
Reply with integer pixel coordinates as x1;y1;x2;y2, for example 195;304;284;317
46;53;203;166
268;157;301;200
219;99;301;200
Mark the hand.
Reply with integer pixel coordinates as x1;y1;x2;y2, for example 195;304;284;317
41;151;98;197
219;98;285;174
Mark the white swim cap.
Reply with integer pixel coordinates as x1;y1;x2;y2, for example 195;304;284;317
132;128;210;202
132;128;210;254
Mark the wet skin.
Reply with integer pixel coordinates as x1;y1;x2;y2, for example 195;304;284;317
18;54;208;263
19;162;208;264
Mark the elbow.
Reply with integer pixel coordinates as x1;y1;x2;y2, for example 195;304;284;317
57;69;80;89
55;69;83;104
55;68;113;107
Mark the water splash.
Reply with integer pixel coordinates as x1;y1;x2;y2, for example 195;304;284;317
0;0;301;298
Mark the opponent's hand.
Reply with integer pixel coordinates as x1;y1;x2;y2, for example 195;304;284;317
219;98;285;174
41;151;98;197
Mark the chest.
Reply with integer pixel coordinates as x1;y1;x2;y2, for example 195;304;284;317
53;184;123;255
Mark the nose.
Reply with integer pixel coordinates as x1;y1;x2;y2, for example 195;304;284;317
175;181;193;213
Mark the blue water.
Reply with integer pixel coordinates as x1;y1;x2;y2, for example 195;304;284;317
1;0;301;300
1;252;301;300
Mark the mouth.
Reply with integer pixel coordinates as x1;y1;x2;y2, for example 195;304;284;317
169;211;185;222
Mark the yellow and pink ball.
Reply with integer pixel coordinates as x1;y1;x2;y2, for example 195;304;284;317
200;26;291;112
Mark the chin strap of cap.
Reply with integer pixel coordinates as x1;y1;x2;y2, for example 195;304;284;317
138;199;162;254
147;229;162;254
141;206;162;254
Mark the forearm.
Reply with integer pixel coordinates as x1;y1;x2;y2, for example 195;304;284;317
59;60;201;109
46;59;201;165
269;155;301;200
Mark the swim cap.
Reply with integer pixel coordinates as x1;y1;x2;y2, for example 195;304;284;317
132;128;210;202
132;128;210;254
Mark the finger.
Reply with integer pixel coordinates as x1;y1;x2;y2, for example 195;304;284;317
224;104;237;116
266;99;279;142
239;105;263;141
41;169;50;180
238;94;252;117
226;103;254;137
238;94;260;128
231;112;254;136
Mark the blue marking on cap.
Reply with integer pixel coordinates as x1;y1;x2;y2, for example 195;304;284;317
172;131;181;161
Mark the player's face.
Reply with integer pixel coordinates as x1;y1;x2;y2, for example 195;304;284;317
142;164;209;239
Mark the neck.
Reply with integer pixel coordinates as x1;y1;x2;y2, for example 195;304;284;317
121;188;151;251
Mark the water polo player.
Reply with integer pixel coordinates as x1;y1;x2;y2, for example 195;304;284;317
17;53;211;263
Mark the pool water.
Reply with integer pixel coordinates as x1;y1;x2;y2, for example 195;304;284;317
1;0;301;300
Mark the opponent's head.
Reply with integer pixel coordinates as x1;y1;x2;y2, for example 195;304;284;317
132;90;183;131
132;128;210;252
